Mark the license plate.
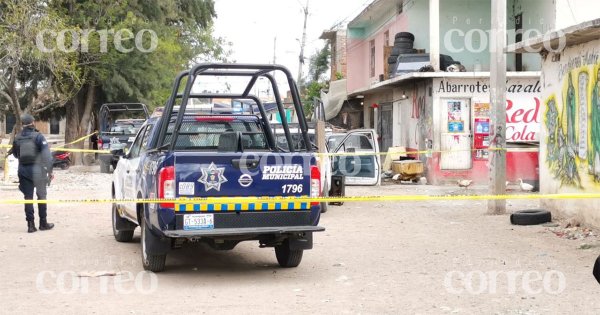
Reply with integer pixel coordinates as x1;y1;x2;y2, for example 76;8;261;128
128;137;135;142
183;213;214;230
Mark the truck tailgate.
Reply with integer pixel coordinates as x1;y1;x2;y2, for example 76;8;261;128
173;152;314;212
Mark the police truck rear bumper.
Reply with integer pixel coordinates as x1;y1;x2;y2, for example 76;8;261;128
163;225;324;238
163;211;324;238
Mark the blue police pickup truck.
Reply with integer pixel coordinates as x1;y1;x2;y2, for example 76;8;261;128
111;64;324;272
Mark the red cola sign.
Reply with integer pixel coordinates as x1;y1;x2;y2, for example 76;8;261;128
506;97;540;142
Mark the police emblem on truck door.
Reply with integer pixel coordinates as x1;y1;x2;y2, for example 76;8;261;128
198;162;228;191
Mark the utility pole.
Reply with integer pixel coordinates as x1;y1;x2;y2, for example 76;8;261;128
297;0;309;84
488;0;507;215
429;0;440;71
273;37;277;64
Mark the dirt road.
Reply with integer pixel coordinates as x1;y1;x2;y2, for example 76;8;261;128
0;166;599;314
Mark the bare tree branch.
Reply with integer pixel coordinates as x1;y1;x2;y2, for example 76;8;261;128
0;90;12;104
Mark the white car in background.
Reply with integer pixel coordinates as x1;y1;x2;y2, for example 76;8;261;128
327;129;381;186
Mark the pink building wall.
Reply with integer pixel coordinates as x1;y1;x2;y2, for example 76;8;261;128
346;14;410;94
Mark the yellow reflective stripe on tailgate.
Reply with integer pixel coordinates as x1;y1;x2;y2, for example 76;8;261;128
175;199;309;212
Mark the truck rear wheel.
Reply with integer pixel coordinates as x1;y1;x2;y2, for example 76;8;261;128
275;239;303;268
141;215;167;272
112;203;134;242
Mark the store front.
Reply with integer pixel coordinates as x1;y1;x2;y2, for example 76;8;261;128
380;73;541;185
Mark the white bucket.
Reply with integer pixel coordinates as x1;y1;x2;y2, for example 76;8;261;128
7;155;18;176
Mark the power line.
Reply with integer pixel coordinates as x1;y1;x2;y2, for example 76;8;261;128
566;0;577;24
327;0;373;30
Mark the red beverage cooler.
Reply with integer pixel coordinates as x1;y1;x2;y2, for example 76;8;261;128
473;117;490;160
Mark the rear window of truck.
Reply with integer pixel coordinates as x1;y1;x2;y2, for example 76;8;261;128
163;118;269;151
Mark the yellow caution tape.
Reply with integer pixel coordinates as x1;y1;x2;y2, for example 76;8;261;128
0;193;598;205
50;148;110;153
1;132;107;153
54;132;97;148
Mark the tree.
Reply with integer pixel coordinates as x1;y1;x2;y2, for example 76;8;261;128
302;43;330;118
0;0;81;136
45;0;227;164
307;44;330;82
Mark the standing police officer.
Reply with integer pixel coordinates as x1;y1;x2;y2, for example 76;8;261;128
12;114;55;233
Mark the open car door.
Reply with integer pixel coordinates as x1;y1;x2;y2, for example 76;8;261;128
331;129;380;186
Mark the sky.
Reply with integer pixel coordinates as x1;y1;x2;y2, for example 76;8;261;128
213;0;371;83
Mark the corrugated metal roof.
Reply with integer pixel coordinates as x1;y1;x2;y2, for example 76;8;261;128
507;18;600;54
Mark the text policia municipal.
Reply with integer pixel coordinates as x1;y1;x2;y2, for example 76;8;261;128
261;165;304;180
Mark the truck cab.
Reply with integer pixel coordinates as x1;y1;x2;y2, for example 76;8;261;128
111;64;324;272
97;103;149;173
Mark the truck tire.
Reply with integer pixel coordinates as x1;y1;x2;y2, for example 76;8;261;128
141;215;167;272
275;239;303;268
594;254;600;284
100;161;110;173
112;203;134;242
510;209;552;226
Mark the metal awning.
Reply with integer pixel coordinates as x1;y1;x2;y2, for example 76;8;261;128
348;71;541;97
506;18;600;54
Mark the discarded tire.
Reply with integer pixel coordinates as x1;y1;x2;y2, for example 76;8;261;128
394;41;413;49
392;46;415;56
510;209;552;226
394;37;413;44
398;48;417;54
394;32;415;41
593;254;600;284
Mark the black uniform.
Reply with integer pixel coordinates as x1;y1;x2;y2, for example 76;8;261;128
90;132;99;159
12;126;54;222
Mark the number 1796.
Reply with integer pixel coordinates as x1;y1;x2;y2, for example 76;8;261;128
282;184;303;194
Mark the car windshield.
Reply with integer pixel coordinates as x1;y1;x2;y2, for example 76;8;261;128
110;122;143;135
327;134;373;152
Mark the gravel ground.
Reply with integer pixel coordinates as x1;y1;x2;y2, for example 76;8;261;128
0;166;599;314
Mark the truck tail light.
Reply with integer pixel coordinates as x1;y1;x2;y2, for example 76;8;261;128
310;165;321;206
158;166;175;208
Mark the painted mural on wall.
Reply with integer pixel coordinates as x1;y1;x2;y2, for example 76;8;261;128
544;48;600;188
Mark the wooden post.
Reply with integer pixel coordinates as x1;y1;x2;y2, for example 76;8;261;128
384;45;393;80
488;0;507;215
315;120;326;156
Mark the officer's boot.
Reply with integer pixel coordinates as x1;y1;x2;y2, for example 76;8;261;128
27;221;37;233
39;218;54;231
